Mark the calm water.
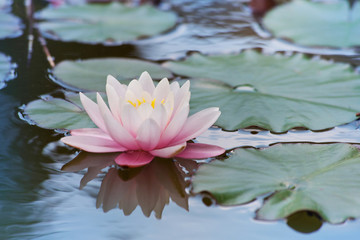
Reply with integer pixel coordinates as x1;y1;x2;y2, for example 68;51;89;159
2;0;360;239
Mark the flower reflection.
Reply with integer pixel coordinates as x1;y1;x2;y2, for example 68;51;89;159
62;151;198;218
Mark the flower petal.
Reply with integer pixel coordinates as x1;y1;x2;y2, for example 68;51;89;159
149;143;186;158
106;84;122;122
97;93;140;150
79;92;107;133
151;103;167;131
172;81;190;116
170;107;221;145
127;79;143;99
70;128;112;139
136;118;161;151
121;103;143;136
115;151;154;167
153;77;170;101
158;104;189;147
138;71;155;94
107;75;126;97
61;135;126;153
137;103;153;120
170;81;180;93
175;143;225;159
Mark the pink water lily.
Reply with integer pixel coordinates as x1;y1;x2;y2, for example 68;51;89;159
61;71;225;167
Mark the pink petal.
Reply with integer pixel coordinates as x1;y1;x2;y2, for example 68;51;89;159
97;93;140;150
170;81;180;93
121;103;143;136
151;104;167;131
170;107;220;145
107;75;126;97
157;104;189;148
153;78;170;101
175;143;225;159
172;81;190;115
115;151;154;167
136;118;161;151
106;84;121;122
70;128;112;139
138;71;155;94
61;135;126;153
149;143;186;158
127;79;143;99
79;92;107;133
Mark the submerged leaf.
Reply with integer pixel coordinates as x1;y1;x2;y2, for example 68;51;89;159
192;144;360;224
36;2;177;44
52;58;173;92
164;50;360;132
263;0;360;48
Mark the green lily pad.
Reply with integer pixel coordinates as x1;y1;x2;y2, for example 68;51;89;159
163;50;360;132
0;11;22;39
52;58;173;92
36;2;177;44
263;0;360;48
23;91;98;130
192;143;360;224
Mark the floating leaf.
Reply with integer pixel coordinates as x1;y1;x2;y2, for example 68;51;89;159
0;11;22;39
164;50;360;132
36;2;177;44
23;91;98;130
263;0;360;48
192;144;360;224
52;58;173;92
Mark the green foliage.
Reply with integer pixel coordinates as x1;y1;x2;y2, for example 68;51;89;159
192;144;360;224
263;0;360;48
164;50;360;132
36;2;177;44
23;92;97;130
52;58;173;92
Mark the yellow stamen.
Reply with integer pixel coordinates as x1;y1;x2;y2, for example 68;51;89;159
128;97;165;109
151;98;156;108
127;100;136;108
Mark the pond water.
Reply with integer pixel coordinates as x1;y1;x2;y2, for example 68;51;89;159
2;0;360;239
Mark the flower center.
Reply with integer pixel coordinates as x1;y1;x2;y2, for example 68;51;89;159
127;98;165;109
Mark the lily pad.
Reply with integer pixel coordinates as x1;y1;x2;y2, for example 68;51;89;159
192;144;360;224
263;0;360;48
36;2;177;44
0;11;22;39
23;91;97;130
163;50;360;132
52;58;173;92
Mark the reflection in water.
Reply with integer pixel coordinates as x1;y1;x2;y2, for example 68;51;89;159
62;152;198;219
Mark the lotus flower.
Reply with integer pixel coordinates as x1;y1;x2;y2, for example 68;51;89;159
61;71;224;167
